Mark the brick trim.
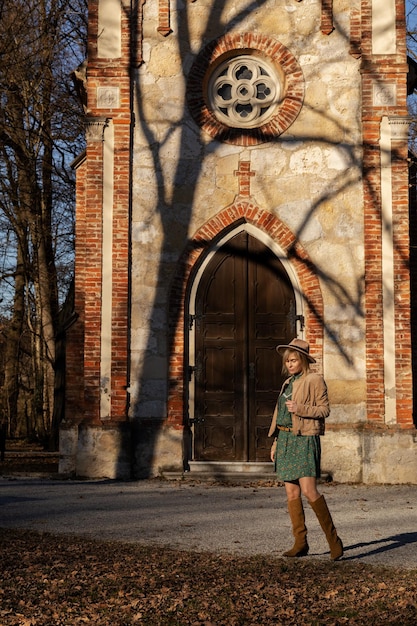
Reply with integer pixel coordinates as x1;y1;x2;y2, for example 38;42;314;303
349;6;362;58
167;202;324;427
157;0;172;37
321;0;334;35
187;33;304;145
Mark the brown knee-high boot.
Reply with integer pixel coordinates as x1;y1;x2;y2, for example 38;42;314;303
283;497;309;557
310;495;343;560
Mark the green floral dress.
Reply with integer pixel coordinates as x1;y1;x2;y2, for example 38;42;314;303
274;373;321;482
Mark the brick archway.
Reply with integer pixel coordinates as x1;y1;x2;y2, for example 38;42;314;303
167;201;324;428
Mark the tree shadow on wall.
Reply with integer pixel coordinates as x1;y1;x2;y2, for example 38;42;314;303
122;1;415;479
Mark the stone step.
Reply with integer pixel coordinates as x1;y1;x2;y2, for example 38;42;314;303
189;461;274;475
162;461;332;483
163;461;275;482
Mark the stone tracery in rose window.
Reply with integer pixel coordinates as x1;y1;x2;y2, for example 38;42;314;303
208;55;282;129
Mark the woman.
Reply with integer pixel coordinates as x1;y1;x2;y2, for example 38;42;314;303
269;338;343;560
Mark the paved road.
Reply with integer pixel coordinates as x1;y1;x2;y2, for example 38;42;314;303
0;478;416;569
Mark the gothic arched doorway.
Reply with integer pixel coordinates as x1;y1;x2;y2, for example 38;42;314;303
191;231;297;462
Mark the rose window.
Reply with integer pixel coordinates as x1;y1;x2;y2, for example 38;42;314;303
187;34;305;145
208;55;282;129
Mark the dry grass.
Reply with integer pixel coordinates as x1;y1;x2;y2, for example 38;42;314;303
1;528;417;625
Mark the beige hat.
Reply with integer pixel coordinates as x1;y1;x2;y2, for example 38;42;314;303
276;338;316;363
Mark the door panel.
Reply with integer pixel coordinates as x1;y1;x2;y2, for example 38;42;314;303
194;232;295;462
248;236;295;460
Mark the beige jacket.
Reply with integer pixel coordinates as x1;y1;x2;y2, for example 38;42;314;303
268;371;330;438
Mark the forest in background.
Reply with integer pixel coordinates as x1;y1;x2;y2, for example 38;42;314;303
0;0;87;448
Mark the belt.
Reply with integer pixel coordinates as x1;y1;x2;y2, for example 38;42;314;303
277;425;292;432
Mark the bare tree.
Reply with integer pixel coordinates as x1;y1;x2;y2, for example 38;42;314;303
0;0;87;446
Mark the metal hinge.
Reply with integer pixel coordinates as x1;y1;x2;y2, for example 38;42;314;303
188;313;203;330
188;361;202;381
295;314;305;331
188;416;205;426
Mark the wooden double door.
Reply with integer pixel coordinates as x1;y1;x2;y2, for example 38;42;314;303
193;232;296;462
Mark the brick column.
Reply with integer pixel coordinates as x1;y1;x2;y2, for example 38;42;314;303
60;0;132;478
83;118;108;424
83;0;132;426
390;117;413;425
64;154;86;425
361;0;412;424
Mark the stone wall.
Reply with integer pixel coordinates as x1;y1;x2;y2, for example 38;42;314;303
131;0;365;434
60;0;416;482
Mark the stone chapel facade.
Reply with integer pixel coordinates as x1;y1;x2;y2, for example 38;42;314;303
60;0;417;483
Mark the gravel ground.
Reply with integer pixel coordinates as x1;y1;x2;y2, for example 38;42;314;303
0;477;416;569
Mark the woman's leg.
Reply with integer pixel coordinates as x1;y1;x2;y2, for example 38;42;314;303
282;481;308;557
299;476;321;502
284;480;302;500
299;477;343;560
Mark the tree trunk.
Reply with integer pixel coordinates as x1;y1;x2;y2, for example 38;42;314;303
3;242;26;437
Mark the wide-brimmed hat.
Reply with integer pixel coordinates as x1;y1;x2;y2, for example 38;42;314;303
276;338;316;363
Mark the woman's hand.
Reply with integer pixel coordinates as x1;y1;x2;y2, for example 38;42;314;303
285;400;297;413
270;440;276;462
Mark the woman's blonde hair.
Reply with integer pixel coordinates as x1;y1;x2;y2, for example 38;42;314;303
281;348;310;376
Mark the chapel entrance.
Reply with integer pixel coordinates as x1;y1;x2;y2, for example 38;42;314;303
193;231;296;462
